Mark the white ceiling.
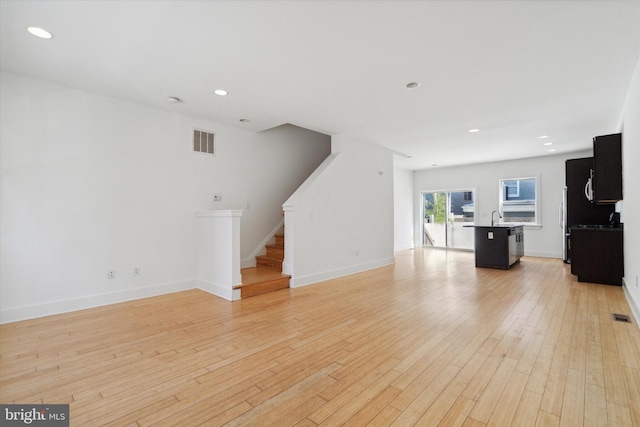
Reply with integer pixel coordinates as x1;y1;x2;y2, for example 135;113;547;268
2;1;639;170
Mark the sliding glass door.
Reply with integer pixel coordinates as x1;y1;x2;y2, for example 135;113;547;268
422;190;475;250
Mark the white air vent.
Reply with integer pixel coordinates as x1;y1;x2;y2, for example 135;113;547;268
193;129;215;155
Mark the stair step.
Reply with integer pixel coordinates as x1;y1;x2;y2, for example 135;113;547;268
237;267;290;298
256;255;283;271
245;231;286;297
266;244;284;259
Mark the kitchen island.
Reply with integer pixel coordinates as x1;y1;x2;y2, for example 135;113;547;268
473;225;524;269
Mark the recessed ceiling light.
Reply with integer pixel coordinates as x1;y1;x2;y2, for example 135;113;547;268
405;82;420;89
468;129;480;133
239;118;250;123
214;89;228;96
543;142;553;146
548;148;557;152
27;26;53;39
539;135;549;139
432;164;438;167
167;96;183;103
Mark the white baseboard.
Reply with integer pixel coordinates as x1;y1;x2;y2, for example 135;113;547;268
196;279;240;301
290;257;395;288
524;250;562;259
623;282;640;328
0;279;196;324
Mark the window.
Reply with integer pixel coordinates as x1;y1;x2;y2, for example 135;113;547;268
499;177;538;224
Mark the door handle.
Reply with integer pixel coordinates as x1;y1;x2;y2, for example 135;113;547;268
584;178;593;201
559;203;563;228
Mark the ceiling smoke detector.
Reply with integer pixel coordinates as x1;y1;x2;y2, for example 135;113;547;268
405;82;420;89
167;96;183;103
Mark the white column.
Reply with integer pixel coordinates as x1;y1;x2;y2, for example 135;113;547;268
282;205;294;276
196;210;242;301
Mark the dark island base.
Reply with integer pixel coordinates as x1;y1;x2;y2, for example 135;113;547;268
476;258;521;270
473;226;524;270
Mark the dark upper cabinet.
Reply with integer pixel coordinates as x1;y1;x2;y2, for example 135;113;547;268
593;133;622;204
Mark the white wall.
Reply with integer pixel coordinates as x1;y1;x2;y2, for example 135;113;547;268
413;150;592;258
393;166;414;251
0;70;330;322
284;136;395;287
620;55;640;323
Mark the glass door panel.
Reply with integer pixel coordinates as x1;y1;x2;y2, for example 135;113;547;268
423;190;475;249
423;192;447;248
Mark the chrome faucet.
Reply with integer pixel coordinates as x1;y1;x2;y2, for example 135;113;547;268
491;210;502;227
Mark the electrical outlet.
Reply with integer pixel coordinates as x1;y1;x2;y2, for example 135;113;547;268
133;267;140;277
107;269;115;279
213;194;222;201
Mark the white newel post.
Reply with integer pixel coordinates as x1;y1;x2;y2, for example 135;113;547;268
196;210;243;301
282;205;294;277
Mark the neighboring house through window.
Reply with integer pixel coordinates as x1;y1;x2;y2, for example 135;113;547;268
499;177;538;224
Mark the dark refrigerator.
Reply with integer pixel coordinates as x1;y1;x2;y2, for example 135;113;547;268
563;157;615;263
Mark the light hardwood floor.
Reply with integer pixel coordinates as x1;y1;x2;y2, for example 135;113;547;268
1;249;639;426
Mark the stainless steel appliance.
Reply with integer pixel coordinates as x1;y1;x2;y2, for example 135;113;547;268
561;187;567;262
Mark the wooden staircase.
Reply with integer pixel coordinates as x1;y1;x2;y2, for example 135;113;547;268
236;234;290;298
256;235;285;271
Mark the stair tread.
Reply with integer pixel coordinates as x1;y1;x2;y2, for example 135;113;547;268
242;231;287;296
239;267;290;286
256;255;283;261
